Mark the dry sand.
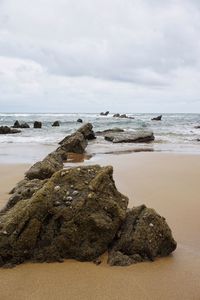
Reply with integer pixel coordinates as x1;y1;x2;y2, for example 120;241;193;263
0;153;200;300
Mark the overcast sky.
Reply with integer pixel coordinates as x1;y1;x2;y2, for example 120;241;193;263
0;0;200;113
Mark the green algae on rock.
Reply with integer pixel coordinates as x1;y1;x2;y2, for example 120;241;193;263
0;165;128;267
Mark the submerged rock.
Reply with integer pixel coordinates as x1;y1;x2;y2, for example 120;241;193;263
108;205;177;266
0;126;21;134
52;121;60;127
25;152;64;180
151;115;162;121
34;121;42;128
105;131;154;143
0;165;128;267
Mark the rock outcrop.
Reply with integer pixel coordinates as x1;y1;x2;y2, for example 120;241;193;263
77;119;83;123
100;111;109;116
0;126;21;134
59;132;88;154
104;131;154;143
13;121;30;128
0;165;128;267
77;123;96;140
25;152;64;180
151;115;162;121
108;205;177;266
52;121;60;127
34;121;42;128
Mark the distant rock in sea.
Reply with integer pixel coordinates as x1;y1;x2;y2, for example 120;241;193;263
151;115;162;121
13;120;30;128
52;121;60;127
0;126;21;134
100;111;109;116
34;121;42;128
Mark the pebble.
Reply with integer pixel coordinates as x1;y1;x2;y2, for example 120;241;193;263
66;196;73;201
61;171;66;177
70;185;74;188
66;191;70;196
2;230;8;235
77;168;81;171
72;190;79;196
149;223;154;227
88;193;93;199
54;201;61;206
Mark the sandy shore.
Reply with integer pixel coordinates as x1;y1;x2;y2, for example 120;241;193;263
0;153;200;299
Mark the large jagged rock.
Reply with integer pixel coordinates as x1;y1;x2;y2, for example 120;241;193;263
0;126;21;134
108;205;177;266
0;165;128;267
105;131;154;143
59;131;88;154
77;123;96;140
25;152;64;180
13;121;30;128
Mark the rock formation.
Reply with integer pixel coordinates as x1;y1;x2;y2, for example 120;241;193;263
151;115;162;121
52;121;60;127
77;119;83;123
100;111;109;116
58;131;88;154
108;205;177;266
0;165;128;267
104;131;154;143
0;126;21;134
77;123;96;140
34;121;42;128
96;128;124;135
13;121;30;128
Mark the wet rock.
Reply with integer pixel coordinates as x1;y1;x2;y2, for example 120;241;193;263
151;115;162;121
13;121;30;128
25;152;64;180
77;119;83;123
77;123;96;140
104;131;154;143
194;125;200;129
113;113;120;118
34;121;42;128
0;126;21;134
100;111;109;116
108;205;177;266
0;165;128;267
52;121;60;127
2;178;47;211
58;131;88;154
96;128;124;136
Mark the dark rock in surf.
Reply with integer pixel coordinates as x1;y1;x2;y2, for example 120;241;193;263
13;121;30;129
34;121;42;128
77;119;83;123
58;131;87;154
0;126;21;134
100;111;109;116
104;131;154;143
52;121;60;127
108;205;177;266
151;115;162;121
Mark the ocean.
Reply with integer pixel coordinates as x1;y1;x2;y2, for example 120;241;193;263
0;113;200;163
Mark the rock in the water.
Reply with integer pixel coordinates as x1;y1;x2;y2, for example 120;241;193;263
59;131;88;154
0;165;128;267
77;118;83;123
108;205;177;266
113;113;120;118
105;131;154;143
96;128;124;136
34;121;42;128
77;123;96;140
52;121;60;127
151;115;162;121
13;121;30;128
100;111;109;116
25;152;64;180
0;126;21;134
194;125;200;129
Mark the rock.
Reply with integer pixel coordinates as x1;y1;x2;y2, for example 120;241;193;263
104;131;154;143
3;178;47;211
100;111;109;116
13;121;30;129
113;114;120;118
151;115;162;121
108;205;177;266
77;123;96;140
58;131;88;154
25;152;64;180
77;119;83;123
96;128;124;135
0;165;128;267
0;126;21;134
197;138;200;142
120;114;128;118
34;121;42;128
52;121;60;127
194;125;200;129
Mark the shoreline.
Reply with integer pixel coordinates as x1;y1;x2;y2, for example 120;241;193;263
0;153;200;299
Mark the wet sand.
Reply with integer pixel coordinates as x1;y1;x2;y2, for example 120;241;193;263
0;153;200;300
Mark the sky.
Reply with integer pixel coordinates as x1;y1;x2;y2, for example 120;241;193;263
0;0;200;113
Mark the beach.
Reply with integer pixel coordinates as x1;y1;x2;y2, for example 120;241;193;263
0;153;200;300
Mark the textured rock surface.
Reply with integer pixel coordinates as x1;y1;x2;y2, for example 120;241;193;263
52;121;60;127
25;152;64;180
59;132;88;154
77;123;96;140
0;126;21;134
108;205;177;266
0;165;128;267
105;131;154;143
